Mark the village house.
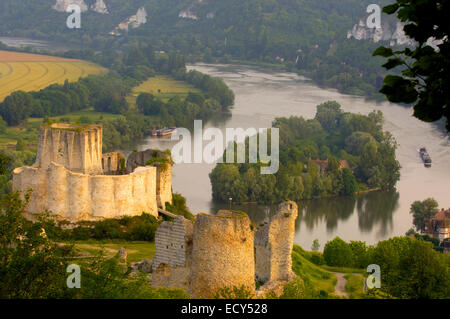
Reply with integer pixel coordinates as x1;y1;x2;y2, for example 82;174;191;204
424;208;450;242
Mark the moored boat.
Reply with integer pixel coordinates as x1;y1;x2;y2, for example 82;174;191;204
150;127;177;137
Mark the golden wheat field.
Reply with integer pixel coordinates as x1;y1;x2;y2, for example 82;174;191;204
0;50;107;101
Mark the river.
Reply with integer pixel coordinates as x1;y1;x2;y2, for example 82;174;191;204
4;36;448;249
139;63;450;250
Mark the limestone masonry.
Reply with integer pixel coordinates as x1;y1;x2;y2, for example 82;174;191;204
151;202;298;298
13;123;172;221
255;201;298;283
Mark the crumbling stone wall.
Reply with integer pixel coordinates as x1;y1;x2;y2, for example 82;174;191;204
12;124;163;221
102;152;125;175
255;201;298;283
127;149;172;208
13;163;158;220
190;211;255;298
150;203;298;297
152;216;193;271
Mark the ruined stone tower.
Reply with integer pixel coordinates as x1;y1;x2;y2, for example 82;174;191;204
255;201;298;283
35;123;103;175
13;124;165;221
190;211;255;298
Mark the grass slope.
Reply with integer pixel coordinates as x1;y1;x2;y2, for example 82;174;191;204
127;75;201;106
291;245;337;295
69;240;156;264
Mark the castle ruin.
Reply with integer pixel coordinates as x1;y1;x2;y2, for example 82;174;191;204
13;123;172;221
151;202;298;298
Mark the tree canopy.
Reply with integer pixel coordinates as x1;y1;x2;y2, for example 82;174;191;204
373;0;450;131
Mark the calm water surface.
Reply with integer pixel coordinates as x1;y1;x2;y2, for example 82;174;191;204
139;63;450;250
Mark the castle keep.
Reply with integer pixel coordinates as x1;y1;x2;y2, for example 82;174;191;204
13;123;172;221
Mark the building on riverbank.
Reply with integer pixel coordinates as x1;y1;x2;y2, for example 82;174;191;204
425;208;450;242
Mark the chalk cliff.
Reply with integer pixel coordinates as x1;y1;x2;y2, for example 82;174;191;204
52;0;88;12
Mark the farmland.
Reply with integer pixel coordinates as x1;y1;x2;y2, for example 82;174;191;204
127;75;201;106
0;50;107;101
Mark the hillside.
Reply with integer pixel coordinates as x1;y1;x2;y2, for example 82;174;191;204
0;0;403;97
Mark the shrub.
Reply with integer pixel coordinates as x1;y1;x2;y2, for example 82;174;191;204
93;219;124;239
323;237;354;267
310;252;325;265
214;285;254;299
280;278;320;299
127;222;157;241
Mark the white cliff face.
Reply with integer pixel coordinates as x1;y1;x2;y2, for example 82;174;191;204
116;7;147;31
179;10;198;20
179;0;210;20
347;19;416;47
53;0;88;12
90;0;109;14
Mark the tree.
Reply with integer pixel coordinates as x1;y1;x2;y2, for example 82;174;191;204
0;191;76;298
341;168;357;196
410;198;439;232
315;101;342;131
370;236;450;298
0;116;6;133
136;93;162;116
0;91;33;126
311;239;320;252
373;1;450;131
323;237;354;267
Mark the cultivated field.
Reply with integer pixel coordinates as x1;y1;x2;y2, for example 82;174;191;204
0;50;107;101
127;75;201;106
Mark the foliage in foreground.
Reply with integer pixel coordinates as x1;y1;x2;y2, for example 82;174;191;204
374;0;449;131
0;191;188;299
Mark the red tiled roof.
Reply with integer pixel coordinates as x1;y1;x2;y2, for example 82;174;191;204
433;209;450;221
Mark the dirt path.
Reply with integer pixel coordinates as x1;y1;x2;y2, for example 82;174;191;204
333;272;349;298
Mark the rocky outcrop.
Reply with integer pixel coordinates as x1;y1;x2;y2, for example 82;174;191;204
90;0;108;14
111;7;147;34
117;247;127;263
52;0;88;12
52;0;108;14
347;19;415;46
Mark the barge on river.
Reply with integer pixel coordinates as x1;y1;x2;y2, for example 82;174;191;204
419;147;432;167
150;127;177;137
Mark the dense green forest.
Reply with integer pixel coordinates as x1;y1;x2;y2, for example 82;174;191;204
210;101;401;204
0;0;398;97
